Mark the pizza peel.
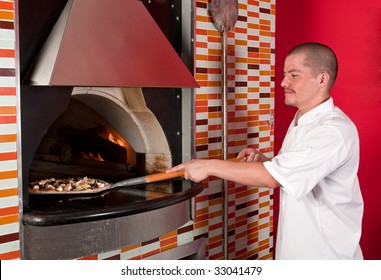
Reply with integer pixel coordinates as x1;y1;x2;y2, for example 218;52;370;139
211;0;239;261
29;157;242;195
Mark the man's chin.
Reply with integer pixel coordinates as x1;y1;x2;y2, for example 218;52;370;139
284;99;296;107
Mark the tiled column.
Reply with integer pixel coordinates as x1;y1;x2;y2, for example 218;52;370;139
193;0;275;259
0;0;20;260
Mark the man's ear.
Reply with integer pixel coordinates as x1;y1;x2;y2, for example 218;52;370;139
319;72;330;87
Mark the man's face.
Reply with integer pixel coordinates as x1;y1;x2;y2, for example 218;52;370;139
281;53;321;114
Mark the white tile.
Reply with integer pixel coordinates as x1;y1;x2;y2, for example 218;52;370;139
0;142;17;153
0;196;18;208
0;160;17;171
0;178;17;190
0;96;16;106
0;222;19;235
98;249;121;259
120;247;141;260
0;77;15;87
0;58;15;68
0;240;19;254
0;124;17;134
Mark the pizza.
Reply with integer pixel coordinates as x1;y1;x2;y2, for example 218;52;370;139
29;176;110;194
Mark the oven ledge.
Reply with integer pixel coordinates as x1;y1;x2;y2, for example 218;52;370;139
23;180;202;226
22;199;201;259
22;181;203;260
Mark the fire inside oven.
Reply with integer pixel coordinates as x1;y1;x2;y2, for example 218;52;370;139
29;87;172;184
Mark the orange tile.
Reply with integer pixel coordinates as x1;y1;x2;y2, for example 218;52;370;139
209;198;223;207
0;152;17;161
195;15;209;23
208;30;221;37
128;255;142;260
142;249;160;259
208;36;221;43
259;103;270;109
0;134;16;143
195;73;208;80
0;187;18;200
247;22;260;29
195;131;208;138
0;170;17;180
195;26;207;35
195;207;209;216
209;234;223;244
259;30;271;37
195;41;207;48
196;93;208;100
0;49;15;58
0;10;13;20
259;212;270;220
259;53;270;59
208;48;221;55
195;106;208;113
259;243;270;252
195;54;208;61
121;243;140;253
0;1;14;10
0;214;19;225
259;19;271;25
235;39;247;46
259;252;273;260
208;81;221;87
234;27;247;34
259;198;271;207
194;220;208;229
160;236;177;247
208;112;222;119
78;255;98;260
161;243;177;252
0;87;16;96
258;222;270;231
196;138;208;145
259;190;270;197
0;250;20;260
0;115;16;123
160;229;177;240
236;230;248;240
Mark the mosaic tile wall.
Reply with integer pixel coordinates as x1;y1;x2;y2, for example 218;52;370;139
192;0;275;260
0;0;274;260
0;0;20;260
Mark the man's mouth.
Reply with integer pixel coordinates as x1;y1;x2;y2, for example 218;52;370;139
284;89;295;94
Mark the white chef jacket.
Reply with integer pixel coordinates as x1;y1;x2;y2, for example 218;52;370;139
264;98;363;259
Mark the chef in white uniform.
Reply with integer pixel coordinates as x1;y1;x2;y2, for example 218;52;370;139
167;42;364;259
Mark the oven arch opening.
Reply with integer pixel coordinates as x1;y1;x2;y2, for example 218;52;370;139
71;87;173;174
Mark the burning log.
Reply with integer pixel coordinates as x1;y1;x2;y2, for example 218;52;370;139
53;125;127;163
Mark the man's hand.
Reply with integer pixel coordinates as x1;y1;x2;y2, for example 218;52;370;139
237;148;270;162
166;159;211;183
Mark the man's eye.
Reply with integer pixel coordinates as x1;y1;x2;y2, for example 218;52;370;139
291;74;298;78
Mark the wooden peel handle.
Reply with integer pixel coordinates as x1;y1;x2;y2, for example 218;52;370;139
145;170;185;183
145;157;242;184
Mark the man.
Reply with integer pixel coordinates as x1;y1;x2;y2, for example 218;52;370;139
167;42;364;259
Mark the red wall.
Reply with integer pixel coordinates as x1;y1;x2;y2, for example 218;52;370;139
275;0;381;259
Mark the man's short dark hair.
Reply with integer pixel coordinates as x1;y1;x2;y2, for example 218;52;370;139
288;42;338;89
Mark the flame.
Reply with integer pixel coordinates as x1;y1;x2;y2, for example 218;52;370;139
79;151;104;161
108;132;127;148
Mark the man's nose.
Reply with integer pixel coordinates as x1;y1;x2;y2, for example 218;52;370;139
281;76;288;88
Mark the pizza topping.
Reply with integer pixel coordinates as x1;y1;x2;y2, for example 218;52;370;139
29;177;109;193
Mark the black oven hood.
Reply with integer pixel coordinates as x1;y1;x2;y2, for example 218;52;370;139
23;0;199;88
